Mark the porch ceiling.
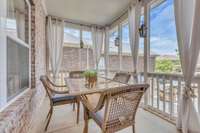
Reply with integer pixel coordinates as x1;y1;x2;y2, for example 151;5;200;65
45;0;133;26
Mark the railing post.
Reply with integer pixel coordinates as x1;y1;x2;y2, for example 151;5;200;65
143;3;150;107
169;77;173;119
198;81;200;113
163;76;166;112
151;77;154;107
156;76;160;110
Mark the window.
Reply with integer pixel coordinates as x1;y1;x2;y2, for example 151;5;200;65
6;19;17;37
109;27;119;53
149;0;179;115
82;31;92;46
98;57;105;70
150;0;180;73
139;15;144;55
62;26;94;72
4;0;30;103
6;0;27;43
122;23;131;53
7;37;29;101
64;27;80;45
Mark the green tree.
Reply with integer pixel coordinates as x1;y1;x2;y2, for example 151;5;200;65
155;58;174;73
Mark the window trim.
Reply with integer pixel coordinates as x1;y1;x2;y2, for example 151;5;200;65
64;26;93;48
0;0;31;110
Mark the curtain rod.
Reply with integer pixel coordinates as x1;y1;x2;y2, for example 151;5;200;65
48;15;104;29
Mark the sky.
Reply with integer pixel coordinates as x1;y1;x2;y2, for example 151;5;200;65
120;0;178;56
150;0;178;56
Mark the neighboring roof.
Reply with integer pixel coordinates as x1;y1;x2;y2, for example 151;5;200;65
158;55;179;60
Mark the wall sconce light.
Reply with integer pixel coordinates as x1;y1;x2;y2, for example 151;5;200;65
114;37;120;47
139;24;147;38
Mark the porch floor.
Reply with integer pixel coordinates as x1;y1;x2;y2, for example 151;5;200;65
30;97;180;133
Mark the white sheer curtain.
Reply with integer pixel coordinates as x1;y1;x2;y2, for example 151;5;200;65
92;27;104;70
128;2;141;81
104;27;110;76
174;0;200;132
47;16;64;78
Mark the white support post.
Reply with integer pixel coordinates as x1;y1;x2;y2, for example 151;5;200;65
104;27;109;77
177;78;181;114
80;29;83;70
198;82;200;113
118;25;122;72
0;0;7;109
87;45;89;69
143;4;150;106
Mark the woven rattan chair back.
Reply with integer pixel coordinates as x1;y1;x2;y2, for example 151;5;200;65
69;71;85;78
102;85;148;132
113;72;131;84
40;75;54;104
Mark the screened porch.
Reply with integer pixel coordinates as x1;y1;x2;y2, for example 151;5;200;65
0;0;200;133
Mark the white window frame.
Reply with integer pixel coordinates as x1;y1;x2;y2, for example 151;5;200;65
64;25;93;48
0;0;31;111
63;25;93;70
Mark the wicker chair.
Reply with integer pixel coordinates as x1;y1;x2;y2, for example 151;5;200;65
113;72;131;84
81;84;149;133
40;75;80;131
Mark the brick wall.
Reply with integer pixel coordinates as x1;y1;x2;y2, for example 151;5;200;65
62;47;156;72
33;0;46;104
61;46;94;71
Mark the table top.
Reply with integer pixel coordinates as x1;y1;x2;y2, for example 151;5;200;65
65;77;129;96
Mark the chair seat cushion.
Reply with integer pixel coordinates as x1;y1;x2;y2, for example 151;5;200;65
52;94;76;103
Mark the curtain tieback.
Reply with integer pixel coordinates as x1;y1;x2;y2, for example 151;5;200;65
183;86;196;99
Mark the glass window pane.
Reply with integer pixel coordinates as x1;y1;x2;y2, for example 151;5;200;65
109;27;119;53
64;27;80;44
122;23;131;53
7;37;29;101
139;15;144;55
6;0;28;43
98;57;105;70
82;31;92;46
150;0;180;73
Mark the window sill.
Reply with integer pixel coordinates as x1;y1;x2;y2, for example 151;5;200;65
0;88;30;112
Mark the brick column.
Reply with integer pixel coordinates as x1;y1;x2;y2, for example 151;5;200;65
29;0;36;89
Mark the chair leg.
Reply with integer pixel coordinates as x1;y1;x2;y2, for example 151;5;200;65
45;107;53;131
101;130;107;133
132;125;135;133
46;107;51;120
83;107;89;133
73;103;75;111
76;101;80;124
